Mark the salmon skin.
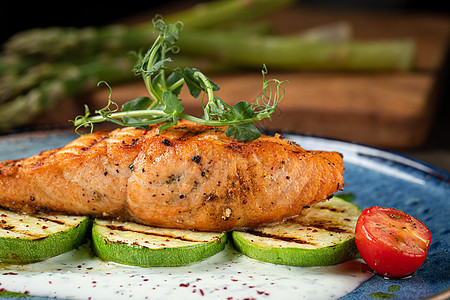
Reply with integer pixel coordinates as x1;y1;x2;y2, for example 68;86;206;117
0;121;344;231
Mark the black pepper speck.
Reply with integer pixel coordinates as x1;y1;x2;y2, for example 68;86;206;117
192;155;201;163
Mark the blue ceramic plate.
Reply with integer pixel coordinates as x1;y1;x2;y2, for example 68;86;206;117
284;134;450;300
0;130;448;300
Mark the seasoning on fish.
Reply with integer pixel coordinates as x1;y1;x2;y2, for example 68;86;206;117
0;120;344;231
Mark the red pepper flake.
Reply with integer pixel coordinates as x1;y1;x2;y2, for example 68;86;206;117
42;226;48;229
2;272;18;275
199;289;204;296
258;291;270;296
179;283;190;287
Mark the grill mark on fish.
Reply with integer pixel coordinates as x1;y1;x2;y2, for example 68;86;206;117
80;135;107;152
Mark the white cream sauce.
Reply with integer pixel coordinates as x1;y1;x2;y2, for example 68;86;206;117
0;243;373;300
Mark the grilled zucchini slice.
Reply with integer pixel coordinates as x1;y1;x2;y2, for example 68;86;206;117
232;196;361;266
0;209;89;264
92;219;227;267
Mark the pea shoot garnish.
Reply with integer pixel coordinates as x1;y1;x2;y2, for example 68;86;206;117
73;16;286;142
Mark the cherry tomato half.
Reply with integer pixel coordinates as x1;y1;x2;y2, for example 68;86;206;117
355;206;432;278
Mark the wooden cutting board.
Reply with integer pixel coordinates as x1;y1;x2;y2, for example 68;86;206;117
41;4;450;149
86;72;434;149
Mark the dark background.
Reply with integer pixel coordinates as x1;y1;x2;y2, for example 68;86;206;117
2;1;448;44
2;1;450;171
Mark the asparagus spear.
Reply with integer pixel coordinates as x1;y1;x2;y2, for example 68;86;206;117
1;62;68;104
161;0;296;30
0;55;135;130
177;29;416;71
2;25;147;63
3;0;295;61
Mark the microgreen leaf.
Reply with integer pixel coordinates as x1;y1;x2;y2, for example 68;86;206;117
122;97;152;112
208;99;226;116
225;101;256;121
162;23;181;46
183;67;220;99
225;123;261;142
183;67;202;98
158;117;178;132
121;96;152;124
147;58;172;77
162;91;184;116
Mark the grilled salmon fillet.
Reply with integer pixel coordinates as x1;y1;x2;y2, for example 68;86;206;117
0;120;344;231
